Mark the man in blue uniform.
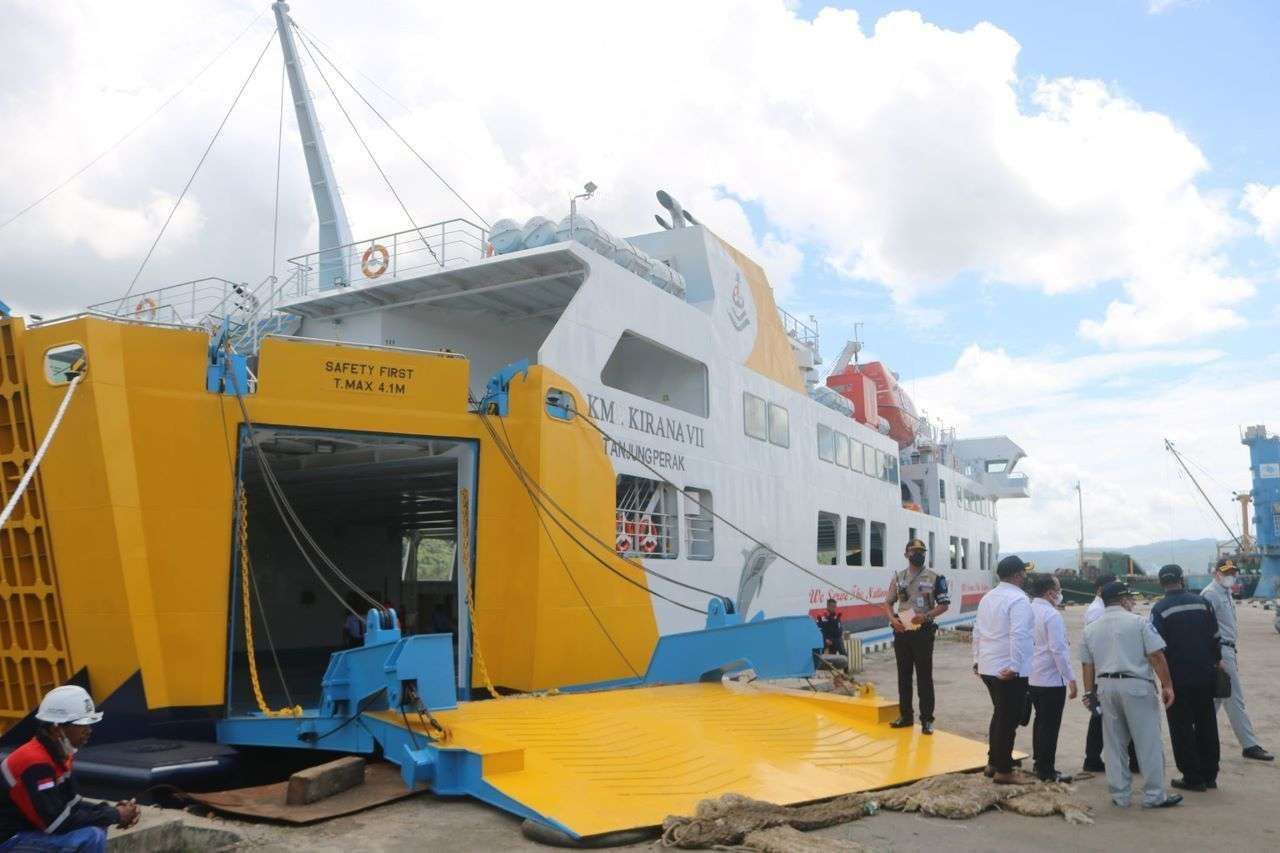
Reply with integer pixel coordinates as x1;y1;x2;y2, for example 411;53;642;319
816;598;843;654
1150;564;1221;791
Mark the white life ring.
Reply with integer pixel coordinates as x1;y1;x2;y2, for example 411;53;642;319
615;512;631;553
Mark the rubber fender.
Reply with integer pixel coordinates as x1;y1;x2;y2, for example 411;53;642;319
519;819;656;848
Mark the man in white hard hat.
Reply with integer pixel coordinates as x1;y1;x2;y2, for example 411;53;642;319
0;686;139;851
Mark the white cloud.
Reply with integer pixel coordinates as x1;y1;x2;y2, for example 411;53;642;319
911;344;1279;550
1242;183;1280;245
0;1;1258;341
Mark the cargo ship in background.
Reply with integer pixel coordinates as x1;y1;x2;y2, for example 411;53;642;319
0;1;1029;751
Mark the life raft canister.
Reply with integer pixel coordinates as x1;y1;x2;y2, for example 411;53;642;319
362;243;390;278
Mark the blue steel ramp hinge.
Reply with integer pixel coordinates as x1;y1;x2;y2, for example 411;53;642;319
705;596;742;629
477;359;530;417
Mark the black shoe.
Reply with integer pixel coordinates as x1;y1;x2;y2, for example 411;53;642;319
1145;794;1183;809
1205;780;1218;789
983;765;996;778
921;721;934;735
1243;746;1275;761
889;716;914;729
1171;778;1207;792
1082;760;1105;773
1037;771;1073;783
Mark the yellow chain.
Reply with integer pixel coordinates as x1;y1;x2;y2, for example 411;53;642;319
459;488;500;699
238;484;302;718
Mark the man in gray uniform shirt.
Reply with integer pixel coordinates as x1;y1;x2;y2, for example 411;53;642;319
1080;581;1181;809
1202;558;1274;761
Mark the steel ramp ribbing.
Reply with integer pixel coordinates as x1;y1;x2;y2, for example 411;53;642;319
368;681;992;837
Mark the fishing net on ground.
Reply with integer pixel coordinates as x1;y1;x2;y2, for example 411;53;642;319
659;771;1092;850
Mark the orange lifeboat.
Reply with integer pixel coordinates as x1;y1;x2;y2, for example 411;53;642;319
827;362;918;449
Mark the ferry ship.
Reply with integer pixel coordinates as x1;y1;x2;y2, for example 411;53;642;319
0;2;1028;753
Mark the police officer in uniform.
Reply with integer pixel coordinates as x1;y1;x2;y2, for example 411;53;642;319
1150;564;1221;791
1080;581;1181;809
883;538;949;735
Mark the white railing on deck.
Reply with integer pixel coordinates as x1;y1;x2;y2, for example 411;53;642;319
778;306;819;352
288;219;489;297
87;276;265;329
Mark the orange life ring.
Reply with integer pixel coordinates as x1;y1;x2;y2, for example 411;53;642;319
361;244;390;278
615;512;631;553
637;516;658;554
134;297;158;320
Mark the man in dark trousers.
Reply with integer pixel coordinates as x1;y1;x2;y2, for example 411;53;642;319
973;555;1034;784
816;598;843;654
0;686;139;851
883;538;950;735
1150;564;1221;791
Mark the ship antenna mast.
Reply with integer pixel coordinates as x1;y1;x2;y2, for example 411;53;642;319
272;1;353;290
1163;438;1243;550
1075;481;1084;575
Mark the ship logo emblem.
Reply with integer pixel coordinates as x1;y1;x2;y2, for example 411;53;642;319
728;274;751;331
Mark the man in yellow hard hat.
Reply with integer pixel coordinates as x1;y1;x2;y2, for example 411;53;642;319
883;538;950;735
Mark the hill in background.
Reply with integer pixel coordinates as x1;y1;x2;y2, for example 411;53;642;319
1005;538;1220;575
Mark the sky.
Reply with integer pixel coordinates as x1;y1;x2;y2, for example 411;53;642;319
1;0;1277;551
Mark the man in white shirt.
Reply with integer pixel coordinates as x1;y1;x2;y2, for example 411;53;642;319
1082;573;1118;772
973;555;1035;784
1027;574;1077;782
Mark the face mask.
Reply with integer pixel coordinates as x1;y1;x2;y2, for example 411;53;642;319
1218;575;1234;590
1047;591;1061;606
908;552;926;568
57;732;77;757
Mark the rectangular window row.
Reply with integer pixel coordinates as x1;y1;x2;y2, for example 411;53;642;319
744;392;790;448
817;512;886;568
615;475;715;561
946;536;994;571
815;423;898;484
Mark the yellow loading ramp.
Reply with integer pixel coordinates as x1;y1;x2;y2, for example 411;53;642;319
370;681;990;837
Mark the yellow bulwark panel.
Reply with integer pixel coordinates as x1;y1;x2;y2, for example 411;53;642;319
3;317;657;720
372;682;991;837
715;237;806;394
0;319;71;734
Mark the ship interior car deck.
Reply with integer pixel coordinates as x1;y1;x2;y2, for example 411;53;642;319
229;426;465;714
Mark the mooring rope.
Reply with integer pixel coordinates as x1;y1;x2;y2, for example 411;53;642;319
0;367;85;530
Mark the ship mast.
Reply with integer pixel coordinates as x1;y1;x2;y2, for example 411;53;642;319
1075;482;1085;576
272;1;352;290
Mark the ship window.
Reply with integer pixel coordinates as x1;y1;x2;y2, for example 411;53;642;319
545;387;575;421
939;479;947;503
869;521;885;567
743;392;768;440
848;439;863;473
817;511;840;565
845;516;864;566
961;538;970;571
602;330;708;417
684;488;714;561
615;475;678;559
863;444;876;477
768;403;790;448
909;527;918;547
834;433;850;468
817;424;835;462
928;531;936;568
43;343;85;385
886;455;899;484
985;459;1009;473
950;536;959;571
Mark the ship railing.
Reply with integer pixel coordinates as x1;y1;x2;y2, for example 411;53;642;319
86;277;251;328
685;515;714;560
615;508;679;560
287;219;489;297
778;306;819;354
